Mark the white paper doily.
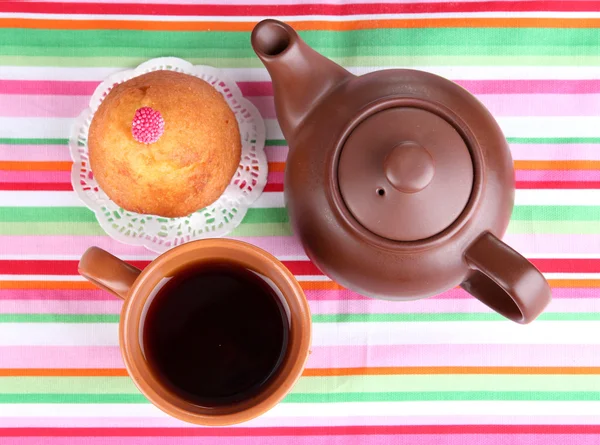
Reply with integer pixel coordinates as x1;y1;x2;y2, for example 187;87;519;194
69;57;267;253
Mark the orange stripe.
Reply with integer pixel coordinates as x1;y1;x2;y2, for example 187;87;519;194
0;281;97;290
0;161;72;172
0;369;127;377
0;280;596;290
3;18;600;32
303;366;600;376
0;161;284;173
2;160;596;173
1;367;599;377
548;279;600;288
515;160;600;171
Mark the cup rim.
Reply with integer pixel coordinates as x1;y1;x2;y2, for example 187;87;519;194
119;238;312;425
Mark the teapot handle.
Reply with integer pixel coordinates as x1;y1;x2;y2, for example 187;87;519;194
78;247;142;300
461;232;551;324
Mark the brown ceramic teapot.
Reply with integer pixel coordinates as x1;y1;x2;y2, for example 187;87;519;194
251;19;552;324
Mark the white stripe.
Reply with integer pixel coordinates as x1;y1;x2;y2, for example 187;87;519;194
3;401;600;418
3;116;600;141
0;254;310;261
3;189;600;207
2;321;600;347
6;66;600;82
3;11;600;20
0;323;118;346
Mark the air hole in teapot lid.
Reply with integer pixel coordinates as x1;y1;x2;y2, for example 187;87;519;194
338;107;474;242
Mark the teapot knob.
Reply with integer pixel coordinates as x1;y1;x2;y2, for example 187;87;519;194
384;142;435;193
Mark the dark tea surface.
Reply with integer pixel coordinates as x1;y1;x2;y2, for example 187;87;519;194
142;262;289;407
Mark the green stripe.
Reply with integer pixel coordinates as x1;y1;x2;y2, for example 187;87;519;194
0;314;120;323
507;137;600;144
0;377;137;394
4;28;600;50
0;207;288;223
284;391;600;403
507;220;600;235
1;391;600;404
2;313;598;323
510;206;600;221
0;138;68;145
4;42;598;58
5;55;600;68
0;206;595;223
3;375;600;395
2;137;598;146
0;221;292;236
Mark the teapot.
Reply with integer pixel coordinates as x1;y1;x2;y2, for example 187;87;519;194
251;19;551;323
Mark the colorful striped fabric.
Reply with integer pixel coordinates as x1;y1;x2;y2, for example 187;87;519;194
1;0;600;442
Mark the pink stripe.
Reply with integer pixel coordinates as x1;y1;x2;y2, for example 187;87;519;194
0;294;592;315
1;435;597;444
0;287;593;303
2;343;600;370
0;346;123;368
0;236;306;258
248;96;276;119
0;170;70;183
267;171;285;184
0;416;598;428
266;145;289;162
510;144;600;161
0;290;114;301
305;287;600;301
0;95;89;118
1;143;596;164
0;95;274;120
0;300;122;314
308;344;600;368
47;0;508;4
7;93;600;120
6;79;600;98
503;233;600;255
515;170;600;182
481;94;600;116
0;145;71;162
7;169;600;185
308;297;600;314
1;234;598;257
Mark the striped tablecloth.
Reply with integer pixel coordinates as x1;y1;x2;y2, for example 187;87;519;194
2;0;600;443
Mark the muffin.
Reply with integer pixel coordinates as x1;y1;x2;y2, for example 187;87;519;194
88;70;241;218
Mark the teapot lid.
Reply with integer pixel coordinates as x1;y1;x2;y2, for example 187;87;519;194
338;107;473;241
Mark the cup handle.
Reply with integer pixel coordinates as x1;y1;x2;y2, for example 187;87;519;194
78;247;142;300
461;232;552;324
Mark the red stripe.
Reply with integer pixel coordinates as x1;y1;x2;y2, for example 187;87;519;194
0;259;595;275
1;425;600;436
0;183;73;191
7;80;600;97
0;260;323;276
516;181;600;189
263;183;284;192
2;2;600;16
530;259;600;274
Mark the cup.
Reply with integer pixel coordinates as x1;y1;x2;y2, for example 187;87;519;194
78;239;311;425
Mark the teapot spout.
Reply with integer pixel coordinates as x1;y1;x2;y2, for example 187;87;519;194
251;19;353;141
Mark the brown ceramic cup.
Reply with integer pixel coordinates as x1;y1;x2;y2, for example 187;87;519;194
78;239;311;426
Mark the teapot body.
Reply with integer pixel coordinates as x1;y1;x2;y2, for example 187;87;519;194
284;69;515;299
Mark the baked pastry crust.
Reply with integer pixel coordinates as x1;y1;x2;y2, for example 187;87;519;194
88;70;241;218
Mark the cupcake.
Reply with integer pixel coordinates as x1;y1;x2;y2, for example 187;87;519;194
88;70;242;218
